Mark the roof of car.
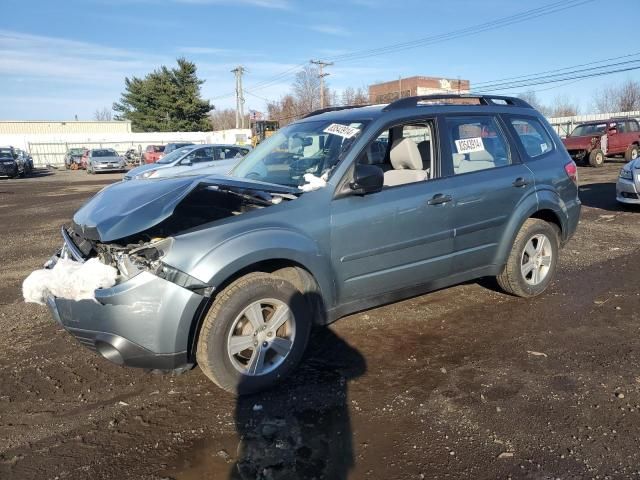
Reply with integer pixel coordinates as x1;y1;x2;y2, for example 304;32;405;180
297;95;536;124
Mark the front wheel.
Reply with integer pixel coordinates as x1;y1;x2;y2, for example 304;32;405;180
589;149;605;167
496;219;559;298
196;272;312;395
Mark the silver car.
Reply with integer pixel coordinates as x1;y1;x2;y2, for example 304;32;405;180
617;158;640;204
86;148;126;174
125;144;251;180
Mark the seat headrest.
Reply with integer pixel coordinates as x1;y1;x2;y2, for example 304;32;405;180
390;138;423;170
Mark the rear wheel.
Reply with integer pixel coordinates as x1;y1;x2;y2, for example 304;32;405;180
196;272;312;395
625;144;639;162
496;219;559;298
589;149;605;167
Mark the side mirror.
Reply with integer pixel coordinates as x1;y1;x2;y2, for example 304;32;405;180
301;137;313;147
350;164;384;195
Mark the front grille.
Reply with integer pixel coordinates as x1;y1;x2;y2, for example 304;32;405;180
621;192;639;199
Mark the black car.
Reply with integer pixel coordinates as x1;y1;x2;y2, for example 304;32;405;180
0;146;27;178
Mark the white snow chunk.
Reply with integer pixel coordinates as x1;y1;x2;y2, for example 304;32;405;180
23;257;118;305
299;173;328;192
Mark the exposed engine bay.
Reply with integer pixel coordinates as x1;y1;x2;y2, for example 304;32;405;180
63;184;297;287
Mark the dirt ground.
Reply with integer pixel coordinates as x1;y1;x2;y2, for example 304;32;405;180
0;162;639;480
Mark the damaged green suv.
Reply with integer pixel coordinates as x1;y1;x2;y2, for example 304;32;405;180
38;95;581;394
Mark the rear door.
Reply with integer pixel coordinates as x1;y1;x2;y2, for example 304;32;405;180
439;114;536;273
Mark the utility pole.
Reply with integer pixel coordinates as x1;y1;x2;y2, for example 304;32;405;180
231;66;246;128
311;59;333;109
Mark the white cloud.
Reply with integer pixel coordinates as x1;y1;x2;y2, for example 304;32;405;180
309;24;350;36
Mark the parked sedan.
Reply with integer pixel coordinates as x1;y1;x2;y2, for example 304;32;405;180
86;149;127;174
0;146;26;178
616;158;640;204
124;144;250;180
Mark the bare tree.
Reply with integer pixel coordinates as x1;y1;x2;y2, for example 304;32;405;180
93;107;113;121
341;86;369;106
293;66;322;113
517;90;550;115
210;108;249;130
593;79;640;113
267;94;301;126
549;95;579;117
616;79;640;111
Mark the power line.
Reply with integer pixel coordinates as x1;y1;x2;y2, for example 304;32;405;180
211;0;595;101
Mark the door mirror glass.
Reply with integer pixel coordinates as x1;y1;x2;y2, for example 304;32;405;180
350;164;383;195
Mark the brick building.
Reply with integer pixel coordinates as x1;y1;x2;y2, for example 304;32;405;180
369;76;471;104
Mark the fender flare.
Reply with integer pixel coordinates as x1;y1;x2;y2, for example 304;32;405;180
492;188;566;267
190;228;336;309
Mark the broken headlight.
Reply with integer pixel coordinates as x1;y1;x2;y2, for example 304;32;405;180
115;237;174;279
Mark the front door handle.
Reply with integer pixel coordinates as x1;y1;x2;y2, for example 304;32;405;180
427;193;453;206
513;177;529;188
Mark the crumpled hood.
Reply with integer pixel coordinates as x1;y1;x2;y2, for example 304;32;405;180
73;174;299;242
626;158;640;170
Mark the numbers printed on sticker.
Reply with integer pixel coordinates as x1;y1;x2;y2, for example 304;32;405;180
323;123;360;139
455;137;485;154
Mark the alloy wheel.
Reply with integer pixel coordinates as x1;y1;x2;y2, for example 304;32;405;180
520;234;552;286
226;298;296;376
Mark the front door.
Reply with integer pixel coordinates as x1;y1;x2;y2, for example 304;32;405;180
330;120;455;303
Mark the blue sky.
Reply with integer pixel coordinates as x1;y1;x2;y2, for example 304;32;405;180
1;0;638;120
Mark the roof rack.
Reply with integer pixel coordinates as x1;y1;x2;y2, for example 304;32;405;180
382;94;532;111
303;104;372;119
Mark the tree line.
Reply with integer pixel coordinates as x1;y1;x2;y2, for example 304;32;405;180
99;58;640;130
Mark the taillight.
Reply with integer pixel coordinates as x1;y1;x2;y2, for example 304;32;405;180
564;161;578;185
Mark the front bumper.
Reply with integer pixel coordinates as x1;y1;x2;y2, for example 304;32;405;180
0;162;18;176
92;163;125;172
616;177;640;204
46;259;205;369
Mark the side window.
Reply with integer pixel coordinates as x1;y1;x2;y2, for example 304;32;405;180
616;122;627;133
510;117;554;159
628;120;639;132
357;120;434;187
444;116;510;175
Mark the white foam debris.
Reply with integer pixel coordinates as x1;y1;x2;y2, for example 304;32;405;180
23;257;118;305
299;172;328;192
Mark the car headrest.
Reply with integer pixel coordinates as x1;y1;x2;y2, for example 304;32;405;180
390;138;423;170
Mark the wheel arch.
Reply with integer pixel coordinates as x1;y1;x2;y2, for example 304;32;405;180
186;244;333;363
494;193;566;269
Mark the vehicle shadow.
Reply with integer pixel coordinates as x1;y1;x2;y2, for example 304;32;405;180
28;168;56;178
578;182;635;212
230;323;366;480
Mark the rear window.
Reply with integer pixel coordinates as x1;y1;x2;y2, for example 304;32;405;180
0;148;14;159
510;118;554;158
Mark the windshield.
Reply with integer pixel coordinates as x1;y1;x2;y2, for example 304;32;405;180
0;148;14;159
570;123;607;137
157;145;198;164
69;148;84;155
92;149;118;157
232;119;368;187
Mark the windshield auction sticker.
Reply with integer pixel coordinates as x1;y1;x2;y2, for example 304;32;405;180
324;123;360;139
455;137;485;154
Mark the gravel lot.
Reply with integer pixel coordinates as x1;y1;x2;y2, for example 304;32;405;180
1;162;639;480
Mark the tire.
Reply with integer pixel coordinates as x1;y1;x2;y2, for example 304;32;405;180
624;144;639;162
496;218;559;298
588;149;605;167
196;272;312;395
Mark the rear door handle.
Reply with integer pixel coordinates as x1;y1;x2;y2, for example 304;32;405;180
512;177;529;188
427;193;453;205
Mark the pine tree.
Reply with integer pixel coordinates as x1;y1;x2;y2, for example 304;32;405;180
113;58;212;132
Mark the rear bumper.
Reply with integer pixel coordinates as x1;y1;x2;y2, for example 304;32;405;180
92;164;125;172
46;269;205;370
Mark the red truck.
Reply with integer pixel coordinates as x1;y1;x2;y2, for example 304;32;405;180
562;118;640;167
142;145;165;164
